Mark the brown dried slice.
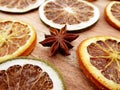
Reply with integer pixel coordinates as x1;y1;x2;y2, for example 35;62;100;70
77;36;120;89
39;0;100;31
16;0;29;9
105;1;120;30
6;0;19;8
0;58;65;90
31;72;53;90
0;0;10;6
6;65;22;90
0;0;45;13
86;0;97;2
0;70;9;90
19;64;42;90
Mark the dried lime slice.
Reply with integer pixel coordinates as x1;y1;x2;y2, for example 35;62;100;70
0;58;65;90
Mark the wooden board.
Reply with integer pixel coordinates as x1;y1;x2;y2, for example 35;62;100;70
0;0;119;90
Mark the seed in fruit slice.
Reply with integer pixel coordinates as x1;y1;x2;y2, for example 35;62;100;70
0;0;45;13
0;58;65;90
105;1;120;30
39;0;100;31
0;19;36;62
77;36;120;89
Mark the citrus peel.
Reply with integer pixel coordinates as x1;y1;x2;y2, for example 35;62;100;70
77;36;120;89
105;1;120;30
0;19;36;62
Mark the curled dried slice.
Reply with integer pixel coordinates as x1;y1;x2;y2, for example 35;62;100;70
39;0;100;31
77;36;120;89
0;0;45;13
0;58;65;90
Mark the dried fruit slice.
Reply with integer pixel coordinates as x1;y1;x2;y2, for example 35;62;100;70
19;64;42;90
0;70;9;89
6;65;22;90
86;0;97;2
39;0;100;31
0;0;45;13
0;19;36;62
0;58;65;90
77;36;120;89
105;1;120;30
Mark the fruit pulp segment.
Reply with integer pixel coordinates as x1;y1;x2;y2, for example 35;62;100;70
0;0;37;9
111;3;120;21
0;64;53;90
44;0;94;25
87;39;120;84
0;21;30;56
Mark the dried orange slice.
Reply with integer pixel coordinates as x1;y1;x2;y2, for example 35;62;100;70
0;0;45;13
105;1;120;30
0;58;65;90
0;19;36;62
77;36;120;89
39;0;100;31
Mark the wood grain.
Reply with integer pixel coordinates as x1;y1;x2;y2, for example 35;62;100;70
0;0;119;90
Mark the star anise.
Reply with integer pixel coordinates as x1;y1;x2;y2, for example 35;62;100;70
39;25;79;56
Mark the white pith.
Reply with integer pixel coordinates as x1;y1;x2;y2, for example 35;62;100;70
0;58;64;90
39;0;100;31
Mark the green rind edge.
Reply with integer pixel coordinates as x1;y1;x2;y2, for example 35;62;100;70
0;56;66;90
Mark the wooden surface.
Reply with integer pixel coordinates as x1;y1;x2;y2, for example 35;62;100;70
0;0;120;90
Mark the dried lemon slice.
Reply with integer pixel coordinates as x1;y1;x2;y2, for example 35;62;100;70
39;0;100;31
77;36;120;89
0;0;45;13
0;58;65;90
105;1;120;30
0;19;36;62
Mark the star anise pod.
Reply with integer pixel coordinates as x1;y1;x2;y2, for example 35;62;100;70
39;25;79;56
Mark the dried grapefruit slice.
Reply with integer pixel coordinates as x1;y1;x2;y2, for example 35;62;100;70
0;0;45;13
0;58;65;90
0;19;36;62
77;36;120;89
105;1;120;30
39;0;100;31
